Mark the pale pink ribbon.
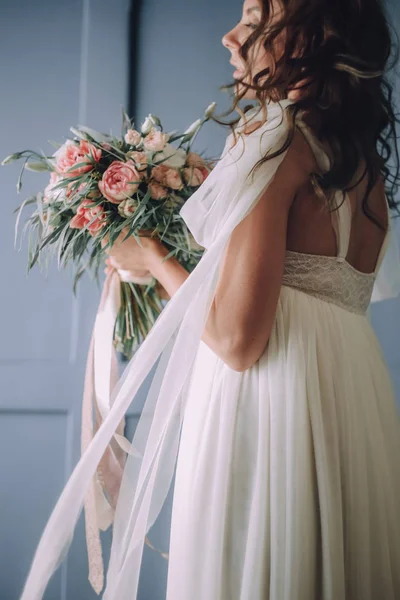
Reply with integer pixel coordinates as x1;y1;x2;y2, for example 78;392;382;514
81;266;154;594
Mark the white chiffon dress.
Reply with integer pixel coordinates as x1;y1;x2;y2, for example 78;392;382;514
165;130;400;599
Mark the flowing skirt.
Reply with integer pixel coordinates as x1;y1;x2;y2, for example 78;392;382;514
165;285;400;600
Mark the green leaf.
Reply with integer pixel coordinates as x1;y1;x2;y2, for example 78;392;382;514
69;127;89;141
64;160;93;173
73;266;86;296
76;125;110;144
14;196;37;249
57;222;73;269
121;107;132;134
47;140;64;150
16;155;30;193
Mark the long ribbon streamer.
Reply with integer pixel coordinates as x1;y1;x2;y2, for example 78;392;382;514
81;266;154;594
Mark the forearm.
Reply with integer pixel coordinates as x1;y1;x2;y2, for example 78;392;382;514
148;244;230;360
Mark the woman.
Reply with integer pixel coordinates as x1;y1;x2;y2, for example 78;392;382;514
105;0;400;597
20;0;400;598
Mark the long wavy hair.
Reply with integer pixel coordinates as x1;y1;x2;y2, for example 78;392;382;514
212;0;400;228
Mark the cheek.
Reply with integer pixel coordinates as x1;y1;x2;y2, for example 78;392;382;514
252;29;286;72
250;39;272;73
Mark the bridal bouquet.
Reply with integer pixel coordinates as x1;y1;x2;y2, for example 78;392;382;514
3;104;218;588
2;104;216;358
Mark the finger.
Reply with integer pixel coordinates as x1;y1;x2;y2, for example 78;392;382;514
101;238;108;250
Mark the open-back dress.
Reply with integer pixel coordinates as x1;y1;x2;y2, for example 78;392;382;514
165;121;400;600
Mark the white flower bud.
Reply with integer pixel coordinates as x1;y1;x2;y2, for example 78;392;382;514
204;101;217;118
184;118;202;136
118;198;140;218
141;115;153;135
1;152;22;165
149;114;162;127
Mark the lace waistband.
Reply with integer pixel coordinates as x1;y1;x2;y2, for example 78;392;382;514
282;250;376;315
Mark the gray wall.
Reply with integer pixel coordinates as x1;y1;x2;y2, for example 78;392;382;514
0;1;130;598
132;0;243;160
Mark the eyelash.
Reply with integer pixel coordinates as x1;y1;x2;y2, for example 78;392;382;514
245;23;258;30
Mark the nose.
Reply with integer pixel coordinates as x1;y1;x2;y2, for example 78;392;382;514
221;26;240;51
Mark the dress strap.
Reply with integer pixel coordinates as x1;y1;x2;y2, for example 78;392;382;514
296;117;351;261
372;194;391;275
331;191;353;261
295;114;392;272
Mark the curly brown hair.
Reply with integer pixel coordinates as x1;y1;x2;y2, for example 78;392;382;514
212;0;400;230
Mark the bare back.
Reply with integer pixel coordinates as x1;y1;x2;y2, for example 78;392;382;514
286;126;389;276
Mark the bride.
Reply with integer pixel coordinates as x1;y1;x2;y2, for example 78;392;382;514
21;0;400;598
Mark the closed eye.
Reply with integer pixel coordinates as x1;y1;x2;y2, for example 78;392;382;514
237;20;259;31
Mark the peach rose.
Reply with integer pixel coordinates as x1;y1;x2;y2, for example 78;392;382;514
124;129;142;146
182;166;204;187
127;151;148;171
56;139;102;177
186;151;206;168
143;129;169;152
164;167;184;190
69;200;107;236
149;181;169;200
151;164;169;184
98;160;141;204
151;164;183;190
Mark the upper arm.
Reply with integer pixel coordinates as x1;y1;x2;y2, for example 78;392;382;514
212;127;315;371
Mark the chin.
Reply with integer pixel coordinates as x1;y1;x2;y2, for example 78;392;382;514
234;80;256;100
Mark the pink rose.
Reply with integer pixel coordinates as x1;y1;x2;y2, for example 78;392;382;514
56;139;102;177
98;160;141;204
127;151;148;171
149;181;169;200
69;203;87;229
182;166;205;187
186;151;206;168
69;200;107;236
86;203;107;235
143;129;169;152
124;129;142;146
